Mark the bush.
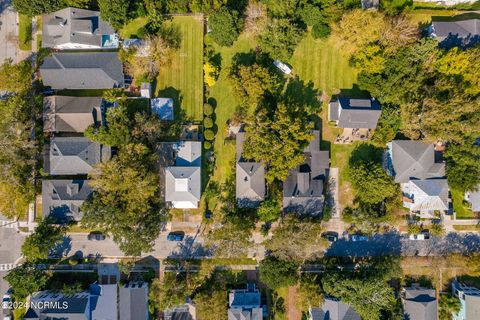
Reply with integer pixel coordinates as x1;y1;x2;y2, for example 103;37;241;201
259;256;299;290
68;258;78;266
408;223;422;235
204;103;214;116
204;117;214;129
204;141;212;150
209;7;242;47
204;129;215;141
312;22;331;39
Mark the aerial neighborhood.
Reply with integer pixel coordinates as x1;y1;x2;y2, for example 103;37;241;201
0;0;480;319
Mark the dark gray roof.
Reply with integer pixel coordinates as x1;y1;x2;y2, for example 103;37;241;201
90;284;118;319
165;166;201;205
164;304;195;320
388;141;445;183
228;308;263;320
328;101;340;121
40;52;124;89
43;96;102;133
42;179;93;222
41;297;89;319
236;132;265;208
403;287;437;320
42;7;116;49
119;282;149;320
45;136;106;175
310;298;361;320
332;98;381;129
283;130;329;215
432;19;480;40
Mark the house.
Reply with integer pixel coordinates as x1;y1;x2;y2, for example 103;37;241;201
452;280;480;320
25;284;117;320
309;297;361;320
385;140;449;217
402;286;438;320
164;302;197;320
430;18;480;42
236;132;265;208
328;98;381;129
45;136;110;175
40;52;124;90
151;97;174;121
464;187;480;213
43;96;103;133
42;7;118;49
42;179;93;222
165;141;202;209
228;283;264;320
283;130;329;216
24;282;148;320
119;282;149;320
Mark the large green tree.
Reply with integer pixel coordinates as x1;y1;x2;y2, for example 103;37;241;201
209;7;243;47
259;18;305;60
98;0;130;29
205;218;254;258
4;263;50;300
0;59;33;93
321;273;397;320
82;144;167;256
21;219;66;261
12;0;63;16
445;141;480;192
259;256;299;290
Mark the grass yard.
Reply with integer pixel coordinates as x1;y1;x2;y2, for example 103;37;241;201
451;188;475;219
18;14;32;51
156;16;204;121
119;17;148;39
453;225;480;232
208;34;257;183
290;33;357;95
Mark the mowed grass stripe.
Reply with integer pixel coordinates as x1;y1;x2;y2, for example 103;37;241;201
156;16;203;121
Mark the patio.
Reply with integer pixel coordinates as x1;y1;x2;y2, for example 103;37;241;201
334;128;371;144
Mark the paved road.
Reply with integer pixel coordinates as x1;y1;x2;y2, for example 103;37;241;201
0;0;18;63
326;232;480;257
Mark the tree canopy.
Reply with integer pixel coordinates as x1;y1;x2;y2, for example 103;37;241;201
209;7;243;47
21;219;66;261
259;256;299;290
445;141;480;192
4;263;50;300
0;59;33;93
259;18;305;60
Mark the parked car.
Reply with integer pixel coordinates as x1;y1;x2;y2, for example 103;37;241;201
322;231;339;243
350;234;368;242
87;232;105;241
273;60;292;74
2;290;11;310
409;232;430;240
167;232;185;241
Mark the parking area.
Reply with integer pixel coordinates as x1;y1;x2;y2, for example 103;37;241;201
0;1;18;63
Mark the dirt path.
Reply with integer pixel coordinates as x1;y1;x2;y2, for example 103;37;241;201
287;285;301;320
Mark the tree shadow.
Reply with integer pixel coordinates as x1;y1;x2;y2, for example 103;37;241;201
50;235;72;258
168;235;214;259
348;143;384;167
282;76;321;114
337;85;372;98
157;86;185;121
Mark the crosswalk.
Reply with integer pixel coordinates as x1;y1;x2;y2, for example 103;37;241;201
0;264;16;271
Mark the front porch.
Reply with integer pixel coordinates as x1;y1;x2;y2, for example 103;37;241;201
334;128;371;144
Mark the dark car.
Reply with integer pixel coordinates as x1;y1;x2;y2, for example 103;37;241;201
167;232;185;241
322;231;339;243
87;232;106;241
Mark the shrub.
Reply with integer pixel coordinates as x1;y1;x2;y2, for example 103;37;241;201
204;117;214;129
68;258;78;266
204;103;214;116
204;129;215;141
312;22;331;40
204;141;212;150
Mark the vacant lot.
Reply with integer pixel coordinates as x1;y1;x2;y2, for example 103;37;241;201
290;34;357;95
156;16;204;121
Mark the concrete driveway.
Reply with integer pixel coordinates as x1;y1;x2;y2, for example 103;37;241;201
0;0;18;63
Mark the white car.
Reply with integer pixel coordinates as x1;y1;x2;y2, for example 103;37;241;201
2;294;10;310
409;233;430;240
273;60;292;75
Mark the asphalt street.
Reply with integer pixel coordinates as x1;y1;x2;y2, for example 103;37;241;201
0;0;18;63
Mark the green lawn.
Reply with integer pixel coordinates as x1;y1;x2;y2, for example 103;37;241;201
451;188;475;219
290;34;357;95
156;16;204;121
19;14;32;51
208;34;257;183
119;17;148;39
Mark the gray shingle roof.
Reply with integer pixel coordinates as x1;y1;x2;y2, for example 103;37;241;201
228;308;263;320
409;179;449;211
310;298;361;320
332;98;381;129
46;136;106;175
403;287;438;320
43;96;103;132
466;187;480;212
165;167;201;205
432;19;480;40
283;130;329;215
236;132;265;208
42;7;115;49
465;294;480;319
388;140;445;184
119;282;149;320
42;179;92;222
40;52;124;89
